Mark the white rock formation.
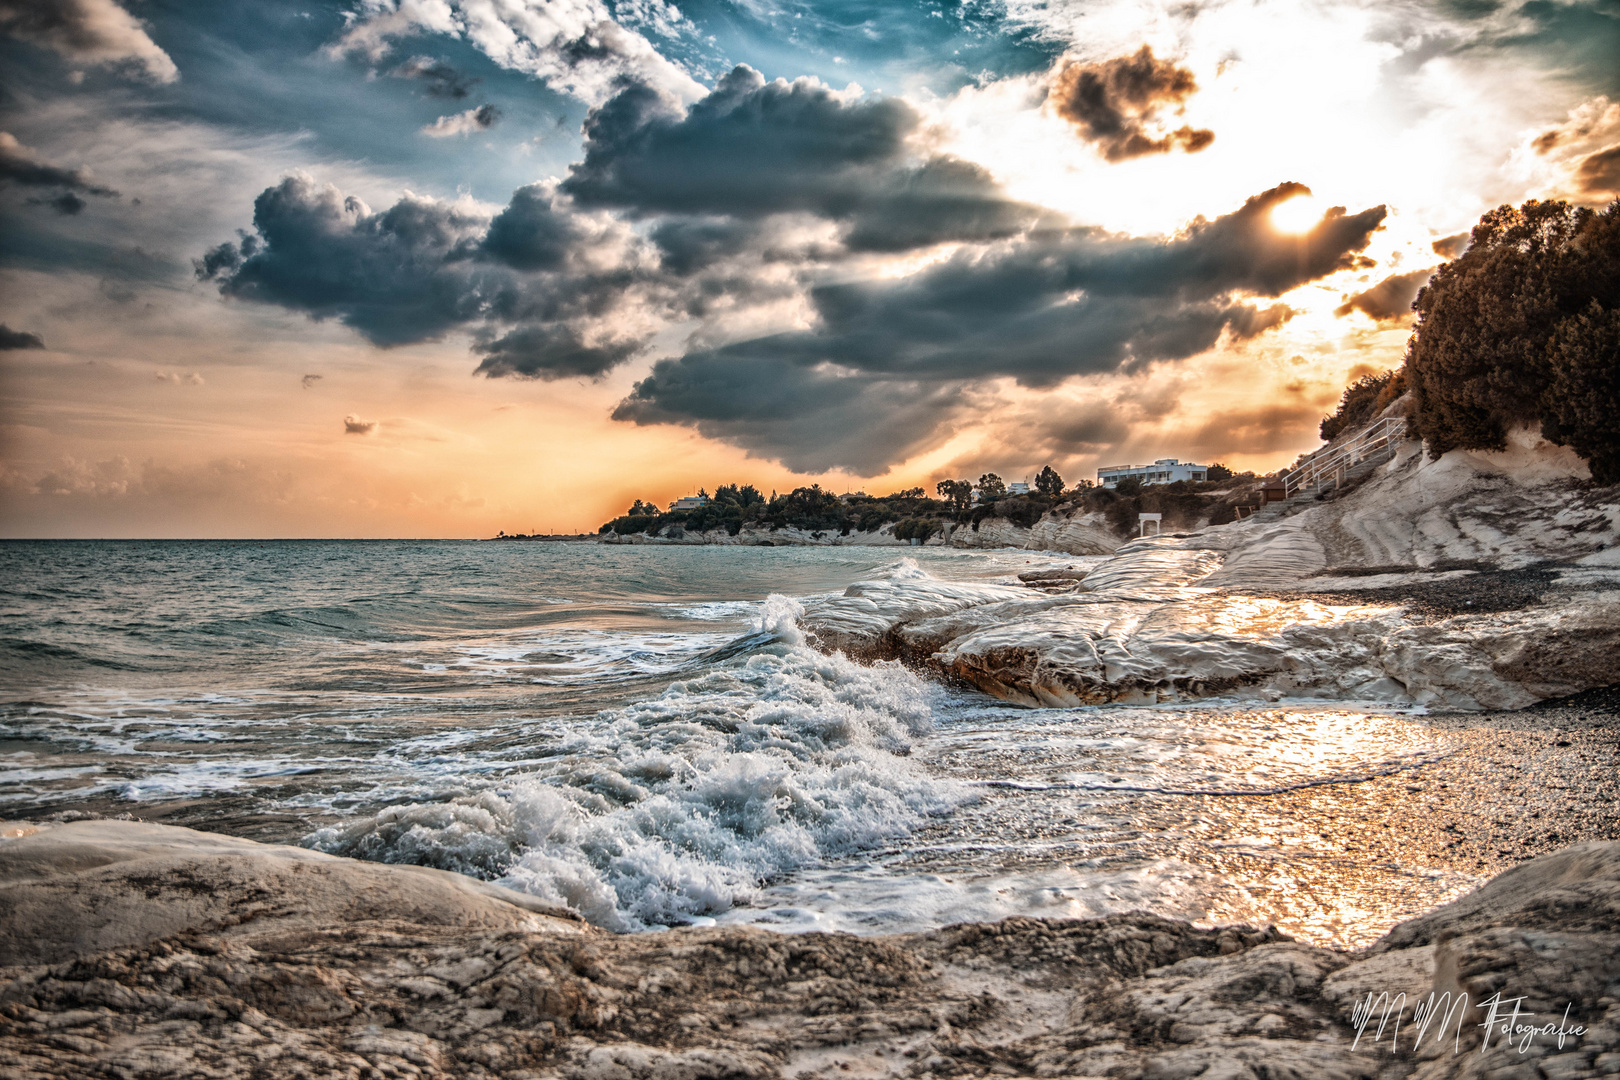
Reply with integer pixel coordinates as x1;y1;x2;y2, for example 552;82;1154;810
802;431;1620;708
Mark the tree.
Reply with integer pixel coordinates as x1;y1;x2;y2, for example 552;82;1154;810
935;479;972;512
1405;198;1620;462
712;483;763;507
1113;476;1143;496
1545;299;1620;483
627;499;659;516
1034;465;1064;497
1205;463;1233;482
890;486;925;500
976;473;1006;499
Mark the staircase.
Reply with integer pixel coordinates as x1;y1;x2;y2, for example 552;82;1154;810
1236;416;1408;524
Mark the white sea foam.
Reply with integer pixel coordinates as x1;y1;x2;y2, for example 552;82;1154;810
308;607;967;930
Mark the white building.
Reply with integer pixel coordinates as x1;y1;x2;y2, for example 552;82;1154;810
670;495;710;511
1006;482;1031;495
1096;459;1208;487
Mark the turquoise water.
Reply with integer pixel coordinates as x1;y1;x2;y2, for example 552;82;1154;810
0;540;1472;943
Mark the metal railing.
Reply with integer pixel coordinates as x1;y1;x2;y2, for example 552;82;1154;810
1280;416;1407;499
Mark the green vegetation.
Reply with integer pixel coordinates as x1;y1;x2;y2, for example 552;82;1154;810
598;460;1259;541
600;484;947;538
1403;198;1619;482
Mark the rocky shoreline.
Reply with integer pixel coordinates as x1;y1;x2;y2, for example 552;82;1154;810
3;816;1618;1079
798;432;1620;710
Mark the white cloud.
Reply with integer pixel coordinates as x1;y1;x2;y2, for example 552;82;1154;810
328;0;703;106
421;103;499;137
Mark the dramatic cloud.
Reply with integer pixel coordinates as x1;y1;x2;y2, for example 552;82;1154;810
1050;47;1214;162
421;103;501;137
326;0;702;106
1574;144;1620;201
1334;266;1435;321
343;414;378;435
198;173;654;379
472;324;640;379
0;131;118;196
0;0;177;82
0;324;45;349
34;190;85;214
561;66;1053;252
1532;96;1619;154
390;55;476;98
616;183;1385;470
1431;232;1470;258
613;356;965;475
1527;95;1620;204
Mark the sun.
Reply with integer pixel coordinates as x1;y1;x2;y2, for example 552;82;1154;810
1270;194;1323;234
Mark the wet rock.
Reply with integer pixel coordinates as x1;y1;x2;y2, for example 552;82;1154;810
3;823;1618;1079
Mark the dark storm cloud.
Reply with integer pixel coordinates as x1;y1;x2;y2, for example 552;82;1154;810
31;190;86;214
481;183;587;271
199;173;499;346
1050;47;1215;162
1574;143;1620;199
390;55;478;99
0;0;178;82
0;131;118;196
612;352;965;476
198;173;653;375
1431;232;1470;258
648;217;767;276
0;323;45;349
1334;266;1435;320
614;183;1386;471
560;65;1051;252
1037;402;1132;454
472;324;641;379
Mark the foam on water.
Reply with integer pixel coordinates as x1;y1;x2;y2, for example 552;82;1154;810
308;595;969;930
4;541;1482;947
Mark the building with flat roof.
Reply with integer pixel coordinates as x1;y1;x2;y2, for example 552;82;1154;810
1097;459;1208;487
670;495;710;511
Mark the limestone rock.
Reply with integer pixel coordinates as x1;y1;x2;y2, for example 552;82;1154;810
4;823;1617;1079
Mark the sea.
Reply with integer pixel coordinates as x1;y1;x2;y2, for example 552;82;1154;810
0;540;1480;947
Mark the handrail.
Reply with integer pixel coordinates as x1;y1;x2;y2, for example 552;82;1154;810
1281;416;1406;499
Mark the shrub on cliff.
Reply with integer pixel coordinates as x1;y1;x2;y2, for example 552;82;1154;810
1320;368;1406;441
894;517;942;541
1405;198;1619;480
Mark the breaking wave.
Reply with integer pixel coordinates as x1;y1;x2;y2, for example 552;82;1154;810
307;595;965;930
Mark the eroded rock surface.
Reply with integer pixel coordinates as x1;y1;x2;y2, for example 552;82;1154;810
4;822;1618;1079
802;434;1620;708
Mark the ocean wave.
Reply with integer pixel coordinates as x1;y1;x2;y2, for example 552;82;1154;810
307;596;966;930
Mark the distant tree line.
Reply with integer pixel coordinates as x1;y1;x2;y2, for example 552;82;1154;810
600;461;1254;540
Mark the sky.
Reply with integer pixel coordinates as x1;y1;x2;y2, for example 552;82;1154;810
1;0;1617;538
